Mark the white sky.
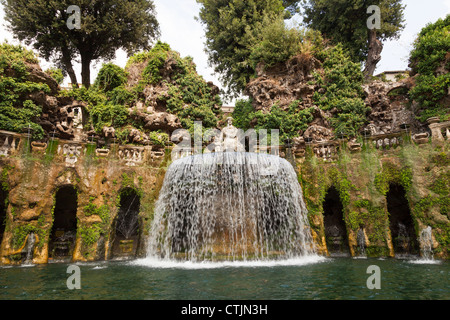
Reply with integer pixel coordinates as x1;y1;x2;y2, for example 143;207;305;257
0;0;449;105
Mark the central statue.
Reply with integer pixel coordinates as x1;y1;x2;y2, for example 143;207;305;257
217;117;245;153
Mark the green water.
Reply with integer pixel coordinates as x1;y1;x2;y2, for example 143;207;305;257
0;257;448;300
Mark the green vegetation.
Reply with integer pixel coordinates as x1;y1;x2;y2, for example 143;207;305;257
94;63;128;92
233;99;315;141
196;0;285;97
374;162;413;196
45;68;64;85
312;45;368;137
233;44;368;139
409;15;450;122
0;43;48;140
249;20;324;70
3;0;160;88
129;42;222;133
302;0;405;76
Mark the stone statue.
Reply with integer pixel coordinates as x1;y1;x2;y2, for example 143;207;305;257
217;117;245;152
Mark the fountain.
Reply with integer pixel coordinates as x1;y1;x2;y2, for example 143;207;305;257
356;227;367;258
419;226;434;261
145;150;315;262
22;233;36;265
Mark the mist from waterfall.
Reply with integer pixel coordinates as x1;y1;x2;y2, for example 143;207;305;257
142;152;317;264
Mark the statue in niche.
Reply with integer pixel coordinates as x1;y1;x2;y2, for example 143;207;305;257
217;117;245;152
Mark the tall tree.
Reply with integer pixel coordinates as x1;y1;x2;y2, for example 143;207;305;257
2;0;160;88
301;0;405;79
196;0;285;98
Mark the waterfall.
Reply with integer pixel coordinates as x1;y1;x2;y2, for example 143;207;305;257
419;226;434;261
356;228;367;258
23;233;36;265
145;152;315;262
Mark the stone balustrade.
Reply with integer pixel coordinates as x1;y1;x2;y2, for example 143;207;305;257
367;132;405;149
427;117;450;142
0;119;447;166
118;146;145;167
0;130;22;157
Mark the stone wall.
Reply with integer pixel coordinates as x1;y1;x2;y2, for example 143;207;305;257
0;123;448;265
0;134;170;265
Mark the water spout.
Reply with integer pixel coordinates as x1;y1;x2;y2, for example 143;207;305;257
356;228;367;258
419;226;434;261
23;233;36;265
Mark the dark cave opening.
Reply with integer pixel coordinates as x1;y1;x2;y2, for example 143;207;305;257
49;186;78;259
386;184;419;255
112;188;141;258
323;186;349;255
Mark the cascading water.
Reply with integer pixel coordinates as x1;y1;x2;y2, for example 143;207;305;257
23;233;36;265
145;152;316;262
419;226;434;261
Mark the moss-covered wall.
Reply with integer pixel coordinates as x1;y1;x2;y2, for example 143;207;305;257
0;139;171;265
298;137;449;259
0;133;448;265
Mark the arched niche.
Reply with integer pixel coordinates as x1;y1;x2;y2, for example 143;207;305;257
323;186;350;256
48;185;78;260
111;188;141;258
386;183;419;256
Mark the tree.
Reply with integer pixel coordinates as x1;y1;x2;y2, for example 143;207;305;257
301;0;405;79
2;0;160;88
196;0;285;98
408;15;450;122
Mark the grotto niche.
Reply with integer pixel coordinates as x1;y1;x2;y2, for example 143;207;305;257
323;186;350;256
48;186;78;260
111;188;141;259
386;183;419;256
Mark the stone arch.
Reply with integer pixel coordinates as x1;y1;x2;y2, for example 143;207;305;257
386;183;419;256
48;185;78;260
323;186;350;255
111;188;141;258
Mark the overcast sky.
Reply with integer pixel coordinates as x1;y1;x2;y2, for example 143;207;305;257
1;0;449;105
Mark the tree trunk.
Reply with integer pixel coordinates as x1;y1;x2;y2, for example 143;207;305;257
61;48;78;87
364;29;383;80
81;56;92;89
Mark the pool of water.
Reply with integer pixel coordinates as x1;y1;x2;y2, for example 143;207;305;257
0;256;448;300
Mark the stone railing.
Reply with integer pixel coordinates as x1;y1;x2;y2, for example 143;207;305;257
118;146;145;167
367;132;405;149
0;119;448;166
0;130;22;157
427;118;450;142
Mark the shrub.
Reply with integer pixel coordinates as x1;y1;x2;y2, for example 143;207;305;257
409;15;450;122
312;45;368;137
94;63;128;92
45;68;64;85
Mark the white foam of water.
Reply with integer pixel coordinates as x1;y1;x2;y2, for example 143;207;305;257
131;255;327;270
408;259;441;265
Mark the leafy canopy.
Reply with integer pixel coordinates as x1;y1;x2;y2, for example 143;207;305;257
0;43;49;140
196;0;285;98
301;0;405;63
2;0;160;87
409;15;450;122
